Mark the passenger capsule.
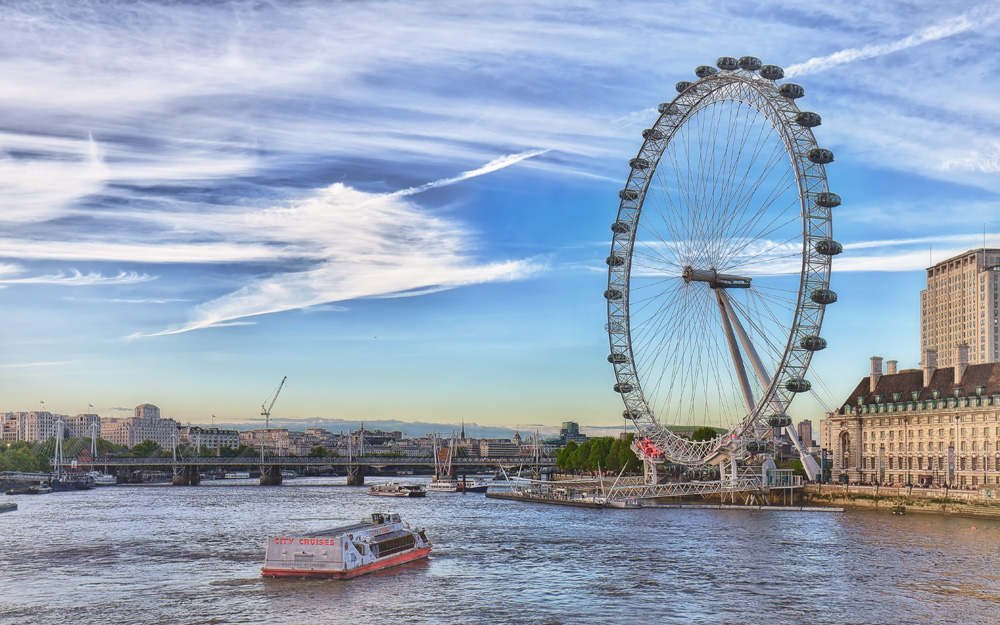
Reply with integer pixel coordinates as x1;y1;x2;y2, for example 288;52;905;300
604;288;623;301
657;102;678;114
608;353;629;364
745;440;766;453
623;410;641;420
606;255;625;267
795;112;822;128
814;191;841;208
808;148;834;164
629;157;650;169
778;83;804;99
759;64;784;80
613;382;634;394
810;288;838;305
716;56;739;71
800;335;828;351
642;128;664;140
767;414;793;427
675;80;693;93
737;56;762;71
611;221;632;234
619;189;640;201
814;239;843;256
785;379;811;393
695;65;718;78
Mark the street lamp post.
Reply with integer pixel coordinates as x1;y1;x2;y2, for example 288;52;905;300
879;444;885;485
904;418;910;486
821;448;828;483
948;444;955;488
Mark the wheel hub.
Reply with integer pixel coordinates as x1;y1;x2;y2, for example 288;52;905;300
682;266;752;289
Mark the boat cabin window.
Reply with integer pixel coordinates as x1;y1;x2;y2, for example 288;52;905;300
372;513;385;524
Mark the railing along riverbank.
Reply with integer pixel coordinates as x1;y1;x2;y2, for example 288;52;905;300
802;483;1000;518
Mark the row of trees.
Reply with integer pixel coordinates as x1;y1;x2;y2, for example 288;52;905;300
0;442;52;473
556;434;643;474
554;428;725;475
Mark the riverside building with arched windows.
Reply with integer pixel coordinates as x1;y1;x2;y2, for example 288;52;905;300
825;349;1000;487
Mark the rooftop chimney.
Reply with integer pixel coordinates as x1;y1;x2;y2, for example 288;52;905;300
886;360;898;375
870;356;883;393
922;349;937;388
955;344;969;385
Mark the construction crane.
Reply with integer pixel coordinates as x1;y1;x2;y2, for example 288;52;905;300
261;376;287;430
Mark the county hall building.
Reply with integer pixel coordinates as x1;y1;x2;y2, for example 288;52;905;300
827;351;1000;487
824;248;1000;487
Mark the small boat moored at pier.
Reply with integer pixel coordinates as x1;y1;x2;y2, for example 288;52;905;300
456;477;490;493
5;485;51;495
262;512;431;579
50;474;96;491
89;471;117;486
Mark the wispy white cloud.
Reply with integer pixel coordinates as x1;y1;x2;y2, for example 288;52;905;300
785;4;1000;77
0;132;107;221
0;270;154;286
102;298;190;304
940;142;1000;174
131;157;547;336
301;304;350;314
0;239;292;264
0;361;74;369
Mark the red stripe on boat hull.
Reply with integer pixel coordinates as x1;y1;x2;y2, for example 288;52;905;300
261;546;431;579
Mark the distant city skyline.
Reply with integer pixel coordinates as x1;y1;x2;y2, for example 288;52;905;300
1;2;999;430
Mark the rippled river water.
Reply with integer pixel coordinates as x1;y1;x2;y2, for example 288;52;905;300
2;476;999;624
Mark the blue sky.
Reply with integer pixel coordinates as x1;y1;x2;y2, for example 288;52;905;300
1;1;999;433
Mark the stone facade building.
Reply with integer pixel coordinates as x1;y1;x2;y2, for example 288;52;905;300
101;404;180;448
179;426;240;450
0;411;100;442
824;351;1000;487
238;428;307;455
921;248;1000;367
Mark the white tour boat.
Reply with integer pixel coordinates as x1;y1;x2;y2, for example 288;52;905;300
262;512;431;579
88;471;117;486
367;482;427;497
426;478;458;493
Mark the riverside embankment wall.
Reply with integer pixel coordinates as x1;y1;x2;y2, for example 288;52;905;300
801;484;1000;518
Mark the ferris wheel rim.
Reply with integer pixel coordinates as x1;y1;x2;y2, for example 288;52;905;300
605;58;837;467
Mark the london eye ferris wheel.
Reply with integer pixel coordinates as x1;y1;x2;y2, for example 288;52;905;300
605;56;841;469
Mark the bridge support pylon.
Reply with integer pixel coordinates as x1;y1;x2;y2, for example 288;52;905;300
346;465;365;486
260;465;283;486
172;465;201;486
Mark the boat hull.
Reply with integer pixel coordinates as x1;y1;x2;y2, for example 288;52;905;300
51;475;96;491
262;546;431;579
458;485;489;493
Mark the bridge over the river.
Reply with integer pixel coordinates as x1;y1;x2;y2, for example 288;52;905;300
70;454;553;486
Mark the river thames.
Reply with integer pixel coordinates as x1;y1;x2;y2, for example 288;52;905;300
2;476;998;624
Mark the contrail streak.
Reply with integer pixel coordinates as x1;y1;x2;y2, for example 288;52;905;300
786;4;1000;77
388;149;549;198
